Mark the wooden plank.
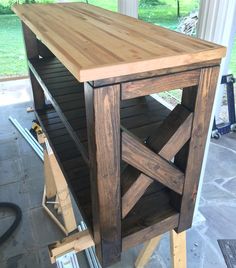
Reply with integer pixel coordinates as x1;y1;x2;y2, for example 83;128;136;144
84;82;121;267
44;150;57;199
121;69;200;100
147;104;193;160
122;131;184;194
29;60;89;165
122;173;153;219
92;60;220;87
170;230;186;268
45;139;77;233
135;235;162;268
13;3;225;82
22;22;45;109
122;106;192;218
42;187;68;236
49;230;95;263
176;66;220;232
122;213;179;251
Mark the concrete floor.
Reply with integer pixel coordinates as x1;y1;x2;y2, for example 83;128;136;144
0;78;236;268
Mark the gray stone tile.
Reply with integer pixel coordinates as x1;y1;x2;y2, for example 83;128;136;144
29;207;64;248
204;143;236;182
111;245;143;268
154;233;170;268
37;247;57;268
4;252;41;268
0;211;36;262
201;183;236;201
0;158;23;186
212;132;236;152
26;177;44;209
201;240;226;268
0;138;20;161
200;205;236;239
0;181;30;212
222;176;236;194
187;229;205;268
20;153;43;182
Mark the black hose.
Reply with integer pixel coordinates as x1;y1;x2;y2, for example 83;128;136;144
0;202;22;246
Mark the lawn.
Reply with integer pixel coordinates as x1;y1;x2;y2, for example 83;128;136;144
0;14;27;76
0;0;235;77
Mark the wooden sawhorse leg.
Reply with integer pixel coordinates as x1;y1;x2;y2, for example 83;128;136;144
135;230;186;268
42;139;77;235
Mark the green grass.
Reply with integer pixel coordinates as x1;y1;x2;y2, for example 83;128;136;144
139;0;199;29
229;37;236;75
85;0;117;11
0;15;27;76
0;0;235;77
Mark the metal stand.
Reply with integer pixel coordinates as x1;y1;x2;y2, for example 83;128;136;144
212;74;236;139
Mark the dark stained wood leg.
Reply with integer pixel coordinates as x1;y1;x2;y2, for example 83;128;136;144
176;66;220;232
22;22;45;110
84;82;121;267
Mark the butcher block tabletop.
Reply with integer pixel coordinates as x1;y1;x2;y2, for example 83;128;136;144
13;3;226;82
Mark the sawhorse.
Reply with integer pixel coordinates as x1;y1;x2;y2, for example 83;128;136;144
135;230;186;268
40;134;187;268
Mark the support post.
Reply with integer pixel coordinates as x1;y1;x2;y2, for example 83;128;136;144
176;66;220;231
84;83;121;267
22;23;45;110
170;230;186;268
118;0;138;18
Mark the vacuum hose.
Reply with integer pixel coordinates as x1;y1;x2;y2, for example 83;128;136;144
0;202;22;246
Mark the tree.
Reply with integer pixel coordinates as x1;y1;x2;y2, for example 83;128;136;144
177;0;180;17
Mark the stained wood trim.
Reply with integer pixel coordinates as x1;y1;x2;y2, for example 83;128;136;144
122;213;179;251
22;22;45;109
122;173;153;218
121;69;200;100
84;82;121;266
91;60;220;87
147;104;193;160
28;60;89;165
122;131;184;194
176;66;220;232
122;106;193;218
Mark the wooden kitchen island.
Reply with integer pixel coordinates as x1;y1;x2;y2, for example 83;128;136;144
13;3;226;267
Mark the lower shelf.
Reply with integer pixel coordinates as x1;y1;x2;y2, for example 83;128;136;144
37;95;179;250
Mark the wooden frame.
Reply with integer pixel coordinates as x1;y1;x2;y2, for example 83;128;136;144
42;137;77;235
18;5;222;266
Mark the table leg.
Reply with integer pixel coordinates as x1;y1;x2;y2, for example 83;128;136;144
175;66;220;232
22;23;45;110
84;83;121;267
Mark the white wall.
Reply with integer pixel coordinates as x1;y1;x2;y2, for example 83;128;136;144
118;0;138;18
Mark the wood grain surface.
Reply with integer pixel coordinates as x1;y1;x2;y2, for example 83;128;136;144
176;66;220;232
13;3;226;82
84;83;121;266
122;131;184;194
